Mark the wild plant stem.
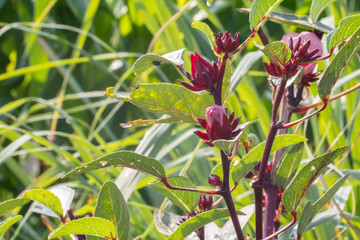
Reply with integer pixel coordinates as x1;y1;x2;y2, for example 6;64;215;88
253;79;287;240
214;55;228;105
258;27;270;46
220;150;245;240
295;82;360;114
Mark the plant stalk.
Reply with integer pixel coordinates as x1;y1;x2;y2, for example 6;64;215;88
253;79;287;240
220;150;245;240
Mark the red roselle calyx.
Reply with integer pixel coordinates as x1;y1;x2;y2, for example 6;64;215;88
194;105;242;146
178;52;220;93
263;31;323;86
198;195;213;212
208;174;223;187
214;31;240;56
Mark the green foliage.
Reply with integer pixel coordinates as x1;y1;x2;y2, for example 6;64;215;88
48;217;115;239
232;134;307;183
297;175;349;236
24;189;63;216
329;15;360;50
64;151;166;180
276;143;304;190
93;181;131;240
250;0;285;30
0;0;359;239
132;49;186;74
168;209;244;240
0;216;23;236
310;0;336;23
150;176;200;213
282;146;347;213
259;41;292;67
0;198;30;217
319;25;360;99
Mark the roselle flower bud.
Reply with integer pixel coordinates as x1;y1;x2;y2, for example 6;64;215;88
198;195;213;212
178;52;220;92
214;32;240;56
263;31;323;86
194;105;242;146
207;174;223;187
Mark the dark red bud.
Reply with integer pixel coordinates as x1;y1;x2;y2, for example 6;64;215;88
207;174;223;187
198;195;213;212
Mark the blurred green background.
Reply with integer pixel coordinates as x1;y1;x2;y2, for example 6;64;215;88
0;0;360;239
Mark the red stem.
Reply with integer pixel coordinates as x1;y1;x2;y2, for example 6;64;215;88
253;79;287;240
214;55;228;105
220;150;245;240
295;82;360;114
283;101;328;129
263;212;297;240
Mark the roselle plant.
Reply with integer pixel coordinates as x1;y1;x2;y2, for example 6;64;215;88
1;1;360;240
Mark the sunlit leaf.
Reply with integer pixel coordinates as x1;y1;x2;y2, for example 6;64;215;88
282;146;347;213
249;0;285;30
310;0;336;23
132;49;186;74
92;181;131;240
0;216;23;236
0;198;30;217
318;26;360;100
258;41;292;67
232;135;307;183
116;83;213;125
63;151;166;180
276;143;304;190
168;209;244;240
48;217;115;239
191;21;215;49
329;14;360;50
24;189;63;216
297;175;348;235
238;9;333;33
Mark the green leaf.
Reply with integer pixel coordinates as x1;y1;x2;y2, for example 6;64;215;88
191;21;215;49
318;26;360;100
249;0;285;31
92;181;131;240
63;151;166;180
168;209;243;240
238;9;333;33
119;83;213;125
310;0;336;23
132;49;186;74
213;121;257;154
149;176;200;213
48;217;115;239
259;41;292;67
329;15;360;50
232;135;308;183
24;189;63;216
275;143;304;190
0;198;30;217
282;146;347;213
0;215;23;236
297;175;349;235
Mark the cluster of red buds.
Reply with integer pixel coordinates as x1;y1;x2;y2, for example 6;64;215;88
178;32;240;94
263;31;323;87
207;174;223;187
178;52;220;93
194;105;242;147
198;195;213;212
214;31;240;56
